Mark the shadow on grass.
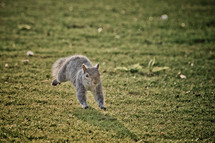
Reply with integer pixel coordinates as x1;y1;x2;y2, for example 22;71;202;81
72;107;138;141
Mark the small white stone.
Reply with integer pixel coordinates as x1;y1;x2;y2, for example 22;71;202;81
27;51;34;56
98;28;103;33
181;23;186;27
180;74;186;79
5;64;9;68
186;91;190;94
161;14;168;20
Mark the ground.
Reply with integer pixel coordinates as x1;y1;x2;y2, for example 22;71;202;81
0;0;215;142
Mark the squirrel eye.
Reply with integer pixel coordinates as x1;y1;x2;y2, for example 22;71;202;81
86;74;89;77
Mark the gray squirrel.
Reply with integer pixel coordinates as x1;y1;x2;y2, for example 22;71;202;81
51;55;106;110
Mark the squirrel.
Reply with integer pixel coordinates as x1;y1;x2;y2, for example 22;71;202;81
51;55;106;110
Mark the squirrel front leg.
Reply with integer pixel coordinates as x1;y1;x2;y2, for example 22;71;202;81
76;85;88;109
93;83;106;110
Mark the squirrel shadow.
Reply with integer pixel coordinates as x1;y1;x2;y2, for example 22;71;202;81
72;107;138;141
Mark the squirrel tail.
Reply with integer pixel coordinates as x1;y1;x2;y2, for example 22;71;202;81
52;57;67;80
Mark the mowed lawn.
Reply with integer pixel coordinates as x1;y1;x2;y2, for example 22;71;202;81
0;0;215;142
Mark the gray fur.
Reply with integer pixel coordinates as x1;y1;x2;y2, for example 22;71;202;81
52;55;106;110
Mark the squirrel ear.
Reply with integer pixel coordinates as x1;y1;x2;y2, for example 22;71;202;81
95;64;99;69
82;64;87;73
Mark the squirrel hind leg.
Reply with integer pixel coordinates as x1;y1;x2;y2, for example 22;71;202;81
52;79;60;86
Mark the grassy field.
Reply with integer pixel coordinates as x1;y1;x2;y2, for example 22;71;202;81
1;0;215;142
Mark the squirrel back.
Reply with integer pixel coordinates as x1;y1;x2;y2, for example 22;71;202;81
52;57;67;79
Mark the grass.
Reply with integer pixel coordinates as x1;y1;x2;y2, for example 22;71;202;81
0;0;215;142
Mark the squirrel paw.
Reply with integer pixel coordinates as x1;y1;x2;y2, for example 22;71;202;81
82;105;88;109
100;106;106;110
52;79;60;86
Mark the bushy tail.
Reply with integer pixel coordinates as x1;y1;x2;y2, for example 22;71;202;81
52;57;67;79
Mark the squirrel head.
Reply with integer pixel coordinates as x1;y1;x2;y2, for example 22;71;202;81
82;64;101;87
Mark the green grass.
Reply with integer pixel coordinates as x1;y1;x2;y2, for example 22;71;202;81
1;0;215;142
